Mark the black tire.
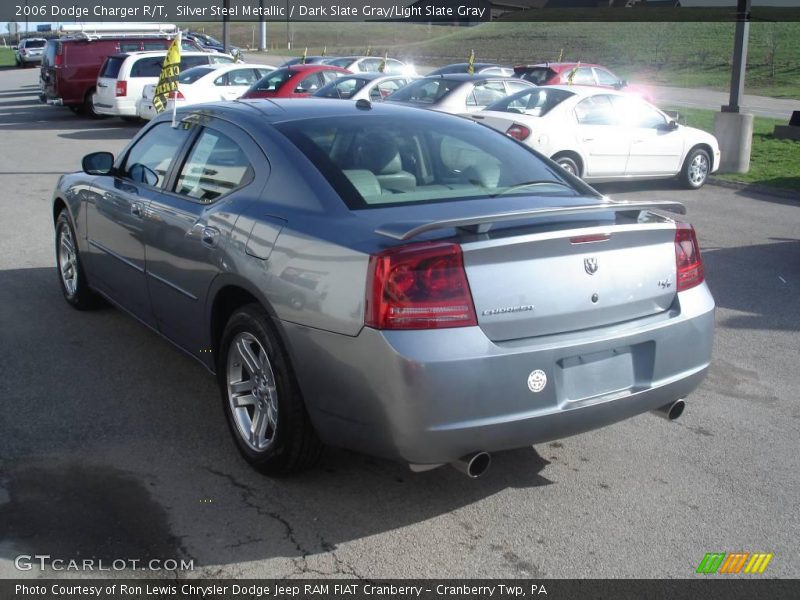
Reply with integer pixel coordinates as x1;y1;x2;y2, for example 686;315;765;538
55;211;103;310
83;90;109;120
680;147;711;190
218;304;322;476
552;154;581;177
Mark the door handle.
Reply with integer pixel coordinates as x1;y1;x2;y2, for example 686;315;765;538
582;137;594;142
201;226;220;248
130;202;144;218
97;82;108;88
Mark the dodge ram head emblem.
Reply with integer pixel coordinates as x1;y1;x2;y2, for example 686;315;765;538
584;257;598;275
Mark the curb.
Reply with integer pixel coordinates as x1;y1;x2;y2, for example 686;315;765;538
709;177;799;201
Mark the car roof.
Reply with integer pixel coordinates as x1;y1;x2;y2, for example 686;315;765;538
541;84;626;97
423;73;516;82
178;97;476;127
286;64;349;73
517;62;604;71
22;38;48;42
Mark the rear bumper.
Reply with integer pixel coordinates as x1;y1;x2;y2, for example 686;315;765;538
284;283;715;465
94;99;137;117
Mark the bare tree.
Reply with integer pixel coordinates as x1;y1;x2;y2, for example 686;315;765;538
765;23;781;79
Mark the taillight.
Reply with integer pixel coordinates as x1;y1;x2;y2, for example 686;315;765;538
55;44;63;67
674;223;704;291
115;81;127;97
170;90;185;100
366;242;477;330
505;124;530;141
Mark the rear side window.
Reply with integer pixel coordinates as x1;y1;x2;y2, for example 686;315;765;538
175;130;253;203
180;66;216;84
123;123;192;187
100;56;125;79
574;95;618;126
130;57;167;78
487;87;574;117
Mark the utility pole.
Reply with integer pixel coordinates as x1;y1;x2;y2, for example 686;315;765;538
259;0;267;51
222;0;230;54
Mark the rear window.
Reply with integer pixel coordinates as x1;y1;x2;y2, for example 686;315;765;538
515;67;555;85
100;56;125;79
275;114;577;209
387;78;460;105
486;87;574;117
24;40;46;49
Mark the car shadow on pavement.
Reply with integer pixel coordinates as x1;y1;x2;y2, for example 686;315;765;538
0;266;554;570
702;238;800;332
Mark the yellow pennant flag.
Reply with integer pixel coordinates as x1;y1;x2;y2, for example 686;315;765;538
467;49;475;75
365;45;372;57
153;33;181;114
301;47;308;64
321;46;327;57
378;52;387;73
566;61;581;85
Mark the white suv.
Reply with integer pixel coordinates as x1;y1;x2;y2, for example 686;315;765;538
93;51;235;120
15;38;47;67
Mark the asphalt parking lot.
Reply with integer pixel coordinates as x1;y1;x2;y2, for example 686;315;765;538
0;65;798;579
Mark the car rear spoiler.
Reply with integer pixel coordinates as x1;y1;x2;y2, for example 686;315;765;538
375;200;686;241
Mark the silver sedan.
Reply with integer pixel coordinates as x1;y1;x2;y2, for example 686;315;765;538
52;99;714;477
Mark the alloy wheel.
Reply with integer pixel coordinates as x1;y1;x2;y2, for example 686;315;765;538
226;332;279;452
58;224;78;297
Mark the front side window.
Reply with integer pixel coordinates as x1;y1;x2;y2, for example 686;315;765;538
123;123;191;187
574;95;618;126
613;97;666;129
295;73;322;93
175;130;253;203
180;66;216;85
567;67;595;85
594;68;619;86
275;115;577;209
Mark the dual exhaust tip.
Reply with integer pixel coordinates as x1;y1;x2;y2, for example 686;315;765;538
413;400;685;479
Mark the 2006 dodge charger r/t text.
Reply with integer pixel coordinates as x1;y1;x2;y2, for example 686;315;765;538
52;99;714;477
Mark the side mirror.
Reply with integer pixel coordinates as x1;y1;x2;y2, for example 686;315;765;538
619;79;628;88
667;119;679;130
82;152;114;175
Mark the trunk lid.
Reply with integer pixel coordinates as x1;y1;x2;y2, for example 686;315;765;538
461;223;677;341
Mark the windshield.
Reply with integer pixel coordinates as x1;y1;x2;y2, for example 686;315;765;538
179;66;216;84
314;76;370;99
250;68;294;92
386;78;460;105
275;114;578;209
486;87;574;117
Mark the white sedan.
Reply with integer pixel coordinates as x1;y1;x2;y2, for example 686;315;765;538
137;63;277;120
469;85;721;189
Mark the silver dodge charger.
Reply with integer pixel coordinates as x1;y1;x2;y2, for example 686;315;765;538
52;99;714;477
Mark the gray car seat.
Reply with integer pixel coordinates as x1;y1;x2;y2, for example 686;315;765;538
352;133;417;193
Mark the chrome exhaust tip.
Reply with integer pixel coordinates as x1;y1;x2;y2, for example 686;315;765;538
653;399;686;421
451;451;492;478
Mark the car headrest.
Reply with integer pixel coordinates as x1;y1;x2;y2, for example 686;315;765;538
354;134;403;175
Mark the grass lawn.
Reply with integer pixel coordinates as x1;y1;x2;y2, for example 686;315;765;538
0;48;15;68
672;107;800;192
